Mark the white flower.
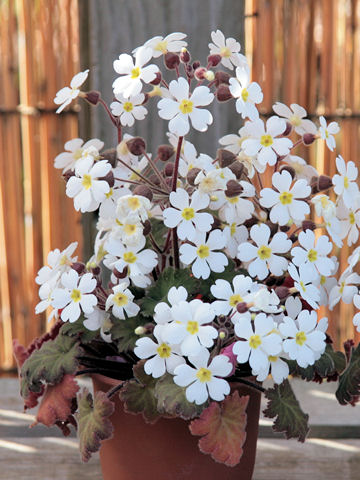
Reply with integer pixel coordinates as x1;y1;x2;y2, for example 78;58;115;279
338;198;360;246
352;294;360;332
283;154;318;182
35;276;58;316
332;156;359;209
105;282;140;319
137;32;187;58
52;269;97;322
177;141;214;178
134;325;185;378
272;102;315;135
229;66;263;120
319;116;339;151
66;160;111;213
291;229;335;277
83;307;112;342
241;117;293;167
287;263;320;309
208;30;247;70
223;223;248;258
164;300;217;356
114;217;145;247
179;230;228;280
157;77;214;136
110;93;147;126
163;189;213;241
99;185;131;219
279;311;326;368
246;288;281;314
173;348;232;404
112;47;159;98
116;195;151;222
312;194;336;220
233;313;282;371
219;130;243;155
54;69;89;113
328;267;360;309
36;242;78;285
154;286;188;325
237;223;291;280
210;275;256;316
253;354;289;384
260;170;311;226
54;138;103;173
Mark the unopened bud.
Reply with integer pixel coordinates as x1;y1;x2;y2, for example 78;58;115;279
207;54;222;67
214;71;230;86
282;121;292;136
114;266;128;279
164;163;174;177
85;90;101;105
318;174;333;191
303;133;316;145
228;161;245;179
99;169;114;188
185;64;194;79
216;83;232;102
244;217;258;229
310;175;319;194
142;219;152;236
275;286;290;300
280;225;291;232
149;174;161;186
219;330;227;340
187;167;201;186
225;180;243;198
133;185;153;201
192;60;201;70
157;144;174;162
194;67;207;80
63;170;75;182
150;71;162;85
126;137;146;155
236;302;248;314
101;148;117;168
164;52;180;70
204;70;215;82
279;165;296;179
180;48;191;63
302;220;316;231
134;326;146;335
91;266;101;276
144;323;155;334
71;262;86;275
216;148;237;168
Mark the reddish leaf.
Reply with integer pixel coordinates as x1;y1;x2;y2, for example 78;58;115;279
189;391;249;467
33;374;79;428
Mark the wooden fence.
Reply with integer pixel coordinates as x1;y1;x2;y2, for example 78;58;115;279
1;0;359;371
0;0;82;370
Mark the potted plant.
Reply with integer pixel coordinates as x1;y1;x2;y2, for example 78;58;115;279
14;30;360;480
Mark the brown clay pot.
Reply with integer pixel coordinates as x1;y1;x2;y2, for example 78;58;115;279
92;374;261;480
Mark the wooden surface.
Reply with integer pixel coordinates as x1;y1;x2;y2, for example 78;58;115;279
1;377;359;479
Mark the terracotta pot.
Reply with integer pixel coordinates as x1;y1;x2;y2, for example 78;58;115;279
92;374;261;480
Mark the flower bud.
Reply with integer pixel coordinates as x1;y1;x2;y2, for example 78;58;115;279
194;67;207;80
302;220;316;231
164;163;174;177
126;137;146;155
282;121;292;136
142;219;152;236
214;71;230;86
63;170;76;182
317;174;333;191
225;180;243;198
101;148;117;168
135;326;146;335
216;84;232;102
275;286;290;300
280;225;291;232
91;266;101;276
144;322;155;334
180;48;191;63
216;148;237;168
236;302;248;314
99;169;114;188
228;161;245;179
114;266;128;279
164;52;180;70
310;175;319;194
303;133;316;145
71;262;86;275
185;64;194;79
192;60;201;70
149;174;161;186
150;71;162;85
187;167;201;186
204;70;215;82
157;144;174;162
207;54;222;67
84;90;101;105
133;185;153;202
279;165;296;179
244;217;258;229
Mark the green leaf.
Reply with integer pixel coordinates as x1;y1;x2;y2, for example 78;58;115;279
196;260;246;298
77;388;115;462
147;217;167;249
189;391;249;467
20;334;82;399
60;318;99;344
119;361;160;424
111;315;149;353
141;267;197;317
336;343;360;406
154;373;207;420
287;344;346;382
263;379;309;442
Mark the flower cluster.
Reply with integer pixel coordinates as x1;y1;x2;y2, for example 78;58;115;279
37;30;360;410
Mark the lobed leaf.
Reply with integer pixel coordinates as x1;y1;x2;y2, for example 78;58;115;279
263;379;309;442
77;388;115;462
60;318;99;344
336;343;360;406
111;314;149;353
189;391;249;467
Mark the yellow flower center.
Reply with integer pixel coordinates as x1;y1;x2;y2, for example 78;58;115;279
154;40;168;53
320;196;329;208
260;134;273;147
131;67;141;79
73;148;83;160
82;174;92;190
123;252;137;264
307;249;318;262
60;255;70;266
179;99;194;114
279;191;293;205
220;46;231;58
241;88;249;102
344;176;349;189
186;320;199;335
349;212;355;224
123;102;134;112
71;289;82;303
320;275;326;285
300;281;306;292
124;224;137;235
249;334;262;349
181;207;195;220
257;245;271;260
96;244;108;262
113;292;128;307
268;355;278;362
226;196;239;204
290;115;302;126
105;188;113;199
230;222;237;236
157;342;171;358
197;245;210;259
196;367;212;383
127;197;141;210
339;281;345;294
325;129;329;139
295;331;307;346
229;294;243;307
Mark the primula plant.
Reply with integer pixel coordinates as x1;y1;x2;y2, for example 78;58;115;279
15;30;360;467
